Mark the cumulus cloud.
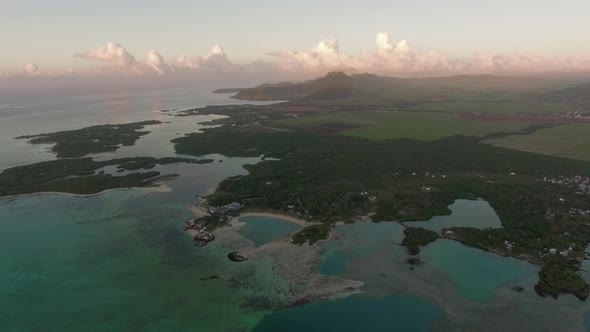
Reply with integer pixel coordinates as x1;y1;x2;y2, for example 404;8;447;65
24;63;39;77
76;43;175;75
270;32;590;76
76;42;138;72
469;52;590;74
272;33;452;74
9;34;590;80
270;38;353;71
271;33;467;75
175;45;239;72
145;49;171;75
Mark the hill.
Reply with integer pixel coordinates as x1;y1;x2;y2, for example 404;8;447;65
232;72;357;101
542;82;590;109
230;72;569;104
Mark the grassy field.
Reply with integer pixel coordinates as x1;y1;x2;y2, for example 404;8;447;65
487;123;590;161
274;111;539;141
409;101;575;114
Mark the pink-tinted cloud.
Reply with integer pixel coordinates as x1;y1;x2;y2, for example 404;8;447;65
76;42;138;72
471;52;590;74
270;38;353;71
76;43;172;75
175;45;239;72
8;34;590;79
23;63;39;77
270;32;589;75
271;33;466;75
145;49;171;75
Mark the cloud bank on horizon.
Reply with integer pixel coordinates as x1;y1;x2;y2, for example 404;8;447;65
12;33;590;79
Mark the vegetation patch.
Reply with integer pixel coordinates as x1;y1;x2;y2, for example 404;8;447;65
292;224;332;245
274;111;541;141
0;157;190;197
410;101;574;115
535;259;590;301
16;120;161;158
487;123;590;161
115;157;191;170
401;227;439;255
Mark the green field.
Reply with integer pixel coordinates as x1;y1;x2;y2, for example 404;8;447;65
409;101;574;114
275;111;538;141
487;123;590;161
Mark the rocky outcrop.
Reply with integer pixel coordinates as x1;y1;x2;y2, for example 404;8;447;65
228;251;248;262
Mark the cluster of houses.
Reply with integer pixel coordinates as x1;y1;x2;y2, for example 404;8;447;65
207;202;242;215
504;240;573;258
503;240;515;251
539;246;575;258
183;218;215;247
569;207;590;216
541;175;590;195
515;111;590;120
183;200;243;247
359;191;377;202
407;171;447;179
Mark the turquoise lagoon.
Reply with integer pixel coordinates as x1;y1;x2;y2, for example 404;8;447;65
0;158;273;331
238;216;302;247
318;205;534;303
404;198;502;232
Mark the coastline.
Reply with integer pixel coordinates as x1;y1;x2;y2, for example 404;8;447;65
187;204;209;218
211;219;365;307
184;203;363;305
0;182;172;200
237;212;308;227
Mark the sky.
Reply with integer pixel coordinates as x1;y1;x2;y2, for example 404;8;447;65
2;0;590;79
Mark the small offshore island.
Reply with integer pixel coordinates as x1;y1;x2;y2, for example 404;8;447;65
16;120;163;158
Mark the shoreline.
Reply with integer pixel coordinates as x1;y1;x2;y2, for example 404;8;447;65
182;200;365;307
237;212;308;227
208;219;365;307
188;204;209;218
0;182;172;200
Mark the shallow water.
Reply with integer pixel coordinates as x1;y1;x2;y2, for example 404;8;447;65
252;293;444;332
314;217;590;331
422;239;537;301
0;86;275;170
238;216;302;247
404;199;502;232
319;221;405;276
0;159;277;331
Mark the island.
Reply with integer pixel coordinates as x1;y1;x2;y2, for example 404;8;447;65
0;157;196;197
16;120;162;158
